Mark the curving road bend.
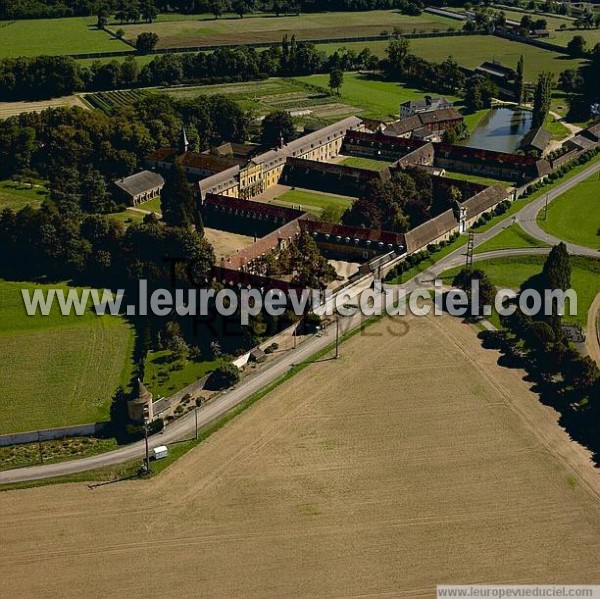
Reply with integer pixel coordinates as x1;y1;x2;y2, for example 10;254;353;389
2;160;599;485
516;162;600;258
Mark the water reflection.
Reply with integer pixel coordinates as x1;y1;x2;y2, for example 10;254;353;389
464;108;533;153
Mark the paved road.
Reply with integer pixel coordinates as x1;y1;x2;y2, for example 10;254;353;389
2;159;599;485
517;162;600;258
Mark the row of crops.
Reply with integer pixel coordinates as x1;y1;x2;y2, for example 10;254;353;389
85;89;148;114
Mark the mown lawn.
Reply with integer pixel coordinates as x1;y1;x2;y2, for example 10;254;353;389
442;170;512;188
274;188;354;218
297;72;459;119
537;172;600;250
0;180;47;211
317;35;581;80
552;28;600;49
144;350;223;398
440;255;600;328
116;10;457;48
340;156;392;171
0;279;136;434
137;196;162;214
474;223;550;254
544;112;571;140
0;17;131;58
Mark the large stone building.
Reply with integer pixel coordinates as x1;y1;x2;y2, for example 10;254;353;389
383;108;464;140
197;116;364;199
400;96;452;119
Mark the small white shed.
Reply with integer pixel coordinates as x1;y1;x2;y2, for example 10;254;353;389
152;445;169;460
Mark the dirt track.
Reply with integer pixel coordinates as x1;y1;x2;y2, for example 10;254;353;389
1;313;600;598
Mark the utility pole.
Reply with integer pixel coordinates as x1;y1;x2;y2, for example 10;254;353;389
544;192;549;219
465;231;475;271
194;406;198;441
143;418;150;475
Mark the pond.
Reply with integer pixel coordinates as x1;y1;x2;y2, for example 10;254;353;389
464;108;533;153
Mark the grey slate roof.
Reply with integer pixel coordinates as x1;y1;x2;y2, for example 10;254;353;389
520;127;552;152
568;134;597;150
461;184;508;219
114;170;164;198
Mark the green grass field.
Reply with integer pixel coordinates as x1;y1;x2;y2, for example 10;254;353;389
537;172;600;250
340;156;392;171
551;28;600;49
155;73;459;121
107;209;145;227
0;279;135;434
443;170;512;188
144;350;223;398
462;108;491;132
272;188;354;218
116;10;457;49
474;223;550;254
317;35;582;80
0;17;131;58
0;180;47;211
544;112;572;140
440;255;599;329
297;72;460;119
137;196;162;214
497;8;572;31
472;152;600;233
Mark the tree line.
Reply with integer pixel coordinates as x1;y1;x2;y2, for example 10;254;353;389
474;245;600;461
1;0;414;21
0;37;381;101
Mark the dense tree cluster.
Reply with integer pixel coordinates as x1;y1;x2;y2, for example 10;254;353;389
556;41;599;121
0;200;214;286
0;93;249;210
463;73;498;112
476;246;600;458
383;39;466;95
260;110;295;147
258;232;336;289
496;244;600;405
342;168;461;232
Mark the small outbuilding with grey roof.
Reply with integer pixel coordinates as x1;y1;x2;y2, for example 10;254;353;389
114;170;165;206
519;127;552;155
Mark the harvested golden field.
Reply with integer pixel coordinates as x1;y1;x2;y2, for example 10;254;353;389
2;313;600;598
0;96;88;120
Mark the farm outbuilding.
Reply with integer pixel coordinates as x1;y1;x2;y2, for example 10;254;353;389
114;170;165;206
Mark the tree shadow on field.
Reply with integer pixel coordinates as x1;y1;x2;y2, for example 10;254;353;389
476;328;600;467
